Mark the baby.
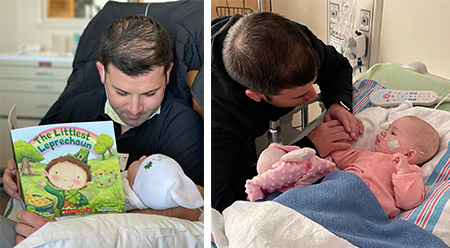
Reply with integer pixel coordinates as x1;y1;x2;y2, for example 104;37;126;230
331;115;440;218
121;153;203;211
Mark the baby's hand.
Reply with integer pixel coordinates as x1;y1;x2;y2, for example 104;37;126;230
391;153;410;174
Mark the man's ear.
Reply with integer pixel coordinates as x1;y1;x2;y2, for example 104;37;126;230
165;63;174;85
96;61;105;85
405;149;417;163
245;89;264;102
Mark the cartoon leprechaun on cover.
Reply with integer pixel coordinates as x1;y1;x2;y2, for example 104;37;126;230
39;155;92;211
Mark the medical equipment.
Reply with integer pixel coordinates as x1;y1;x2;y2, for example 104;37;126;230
347;31;366;60
379;134;428;154
387;139;400;150
267;121;282;144
369;89;450;107
378;135;400;150
329;0;358;58
328;0;383;77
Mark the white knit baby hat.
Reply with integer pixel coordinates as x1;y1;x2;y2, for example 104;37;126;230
133;154;203;210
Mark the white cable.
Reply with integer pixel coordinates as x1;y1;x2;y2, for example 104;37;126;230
434;92;450;109
145;3;151;16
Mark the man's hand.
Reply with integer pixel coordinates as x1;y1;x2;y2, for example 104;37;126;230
324;103;364;140
196;185;204;198
128;206;202;221
308;120;352;157
3;159;20;200
15;211;55;244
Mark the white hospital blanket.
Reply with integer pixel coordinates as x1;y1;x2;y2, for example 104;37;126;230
212;201;355;248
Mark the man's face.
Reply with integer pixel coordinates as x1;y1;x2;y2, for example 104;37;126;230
262;82;318;108
101;63;171;128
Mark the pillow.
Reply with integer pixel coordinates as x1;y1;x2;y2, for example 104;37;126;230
14;213;204;248
359;63;450;111
351;79;450;245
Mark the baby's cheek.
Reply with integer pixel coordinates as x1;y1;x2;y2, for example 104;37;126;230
50;175;60;182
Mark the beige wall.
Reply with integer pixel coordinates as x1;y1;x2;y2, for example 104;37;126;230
272;0;328;41
3;1;448;78
378;0;450;79
272;0;450;79
0;0;92;53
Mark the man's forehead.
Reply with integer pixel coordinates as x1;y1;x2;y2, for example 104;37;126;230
107;67;166;93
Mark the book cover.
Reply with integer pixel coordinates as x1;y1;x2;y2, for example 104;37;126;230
9;106;126;218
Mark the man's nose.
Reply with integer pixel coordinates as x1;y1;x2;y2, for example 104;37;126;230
129;97;143;115
305;89;318;103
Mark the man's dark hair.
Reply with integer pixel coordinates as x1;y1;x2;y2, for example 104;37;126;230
100;15;173;76
223;12;320;96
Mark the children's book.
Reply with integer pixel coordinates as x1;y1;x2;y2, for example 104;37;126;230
8;105;126;218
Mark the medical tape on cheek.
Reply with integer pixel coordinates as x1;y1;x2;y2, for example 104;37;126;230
387;139;400;150
379;135;400;150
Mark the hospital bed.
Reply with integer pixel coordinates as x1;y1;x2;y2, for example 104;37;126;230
4;1;204;247
211;62;450;247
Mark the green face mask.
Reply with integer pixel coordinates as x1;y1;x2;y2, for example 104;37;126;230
103;87;162;128
104;98;130;127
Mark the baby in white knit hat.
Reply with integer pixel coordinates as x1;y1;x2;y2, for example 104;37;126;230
121;154;203;211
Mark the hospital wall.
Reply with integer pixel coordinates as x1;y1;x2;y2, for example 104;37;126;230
0;1;90;54
272;0;450;79
3;1;448;77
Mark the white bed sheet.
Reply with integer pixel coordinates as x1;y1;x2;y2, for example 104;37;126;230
212;201;355;248
15;213;204;248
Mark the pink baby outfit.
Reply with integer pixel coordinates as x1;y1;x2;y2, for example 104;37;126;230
245;144;335;202
331;148;424;218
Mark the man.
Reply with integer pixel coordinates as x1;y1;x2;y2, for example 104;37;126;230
211;12;364;212
3;15;203;244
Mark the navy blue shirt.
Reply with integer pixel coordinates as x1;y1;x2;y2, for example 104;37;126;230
40;87;204;186
211;15;353;212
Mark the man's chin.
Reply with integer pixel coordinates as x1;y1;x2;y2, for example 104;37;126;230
124;120;145;127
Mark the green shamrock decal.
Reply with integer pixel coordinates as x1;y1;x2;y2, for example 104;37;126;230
144;161;153;169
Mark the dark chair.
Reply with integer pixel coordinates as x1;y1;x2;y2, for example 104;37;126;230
41;0;204;124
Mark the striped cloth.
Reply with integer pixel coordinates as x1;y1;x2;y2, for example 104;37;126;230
398;141;450;232
352;79;386;115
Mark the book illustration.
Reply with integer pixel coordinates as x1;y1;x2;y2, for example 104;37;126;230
39;156;92;211
10;115;126;218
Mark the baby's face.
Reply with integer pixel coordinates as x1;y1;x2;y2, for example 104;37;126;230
373;117;417;154
127;155;147;188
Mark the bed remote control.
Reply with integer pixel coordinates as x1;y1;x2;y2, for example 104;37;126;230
370;89;439;107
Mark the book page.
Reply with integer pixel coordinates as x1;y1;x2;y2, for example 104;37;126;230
8;105;17;130
9;120;126;218
7;105;26;210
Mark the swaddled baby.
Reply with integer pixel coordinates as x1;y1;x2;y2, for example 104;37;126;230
121;154;203;211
